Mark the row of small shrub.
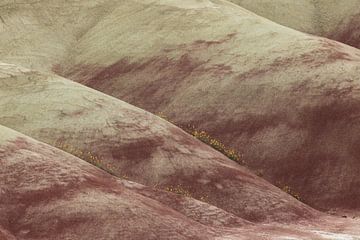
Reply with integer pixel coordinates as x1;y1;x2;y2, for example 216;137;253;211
156;112;304;201
157;112;244;165
184;125;243;164
163;184;209;202
53;141;118;176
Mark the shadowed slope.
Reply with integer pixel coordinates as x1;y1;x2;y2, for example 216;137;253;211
50;0;360;212
228;0;360;48
0;62;317;223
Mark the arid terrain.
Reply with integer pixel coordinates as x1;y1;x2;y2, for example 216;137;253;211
229;0;360;48
1;0;360;239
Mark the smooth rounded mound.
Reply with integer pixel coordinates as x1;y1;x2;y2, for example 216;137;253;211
0;125;214;240
2;0;360;217
50;0;360;212
228;0;360;48
0;62;316;223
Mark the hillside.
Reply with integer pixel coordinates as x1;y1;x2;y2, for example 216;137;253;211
0;125;219;239
2;123;360;239
229;0;360;48
50;0;360;212
0;61;319;223
1;0;360;238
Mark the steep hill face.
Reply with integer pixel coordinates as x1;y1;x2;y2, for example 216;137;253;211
228;0;360;48
51;0;360;212
1;0;360;214
0;62;318;223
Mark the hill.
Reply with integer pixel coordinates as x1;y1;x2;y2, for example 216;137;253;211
229;0;360;48
0;61;317;223
2;0;360;238
2;123;360;239
50;0;360;212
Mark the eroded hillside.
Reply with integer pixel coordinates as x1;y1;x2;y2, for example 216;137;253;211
1;0;360;239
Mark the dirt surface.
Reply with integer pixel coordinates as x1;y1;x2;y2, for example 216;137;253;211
0;125;214;240
229;0;360;48
1;0;360;238
46;0;360;212
2;125;360;239
0;62;318;224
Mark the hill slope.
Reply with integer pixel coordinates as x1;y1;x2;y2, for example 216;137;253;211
2;124;360;240
2;0;360;214
52;0;360;212
228;0;360;48
0;125;218;239
2;0;360;237
0;61;318;223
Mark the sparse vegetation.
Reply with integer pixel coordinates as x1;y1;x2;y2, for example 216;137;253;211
184;125;243;164
254;170;264;177
163;184;209;202
165;184;192;198
282;185;301;201
53;141;119;176
156;112;244;165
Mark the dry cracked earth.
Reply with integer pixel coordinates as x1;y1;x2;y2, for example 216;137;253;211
1;0;360;239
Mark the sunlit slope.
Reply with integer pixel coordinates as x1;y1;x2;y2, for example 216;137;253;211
2;0;360;212
228;0;360;48
0;0;119;71
0;62;317;223
53;0;360;212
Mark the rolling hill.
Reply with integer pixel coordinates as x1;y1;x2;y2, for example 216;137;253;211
1;0;360;238
229;0;360;48
0;125;216;239
51;0;360;212
0;61;317;223
1;121;360;240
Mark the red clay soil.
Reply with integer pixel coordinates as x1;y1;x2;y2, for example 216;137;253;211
2;126;360;240
122;179;250;228
60;42;360;212
0;226;16;240
49;1;360;213
2;0;360;230
0;63;317;224
0;126;217;240
331;13;360;49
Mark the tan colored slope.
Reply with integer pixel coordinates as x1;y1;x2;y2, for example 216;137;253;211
228;0;360;48
48;0;360;212
0;0;119;71
2;0;360;214
0;62;318;223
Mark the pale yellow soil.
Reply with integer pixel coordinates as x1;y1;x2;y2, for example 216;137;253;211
229;0;360;47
